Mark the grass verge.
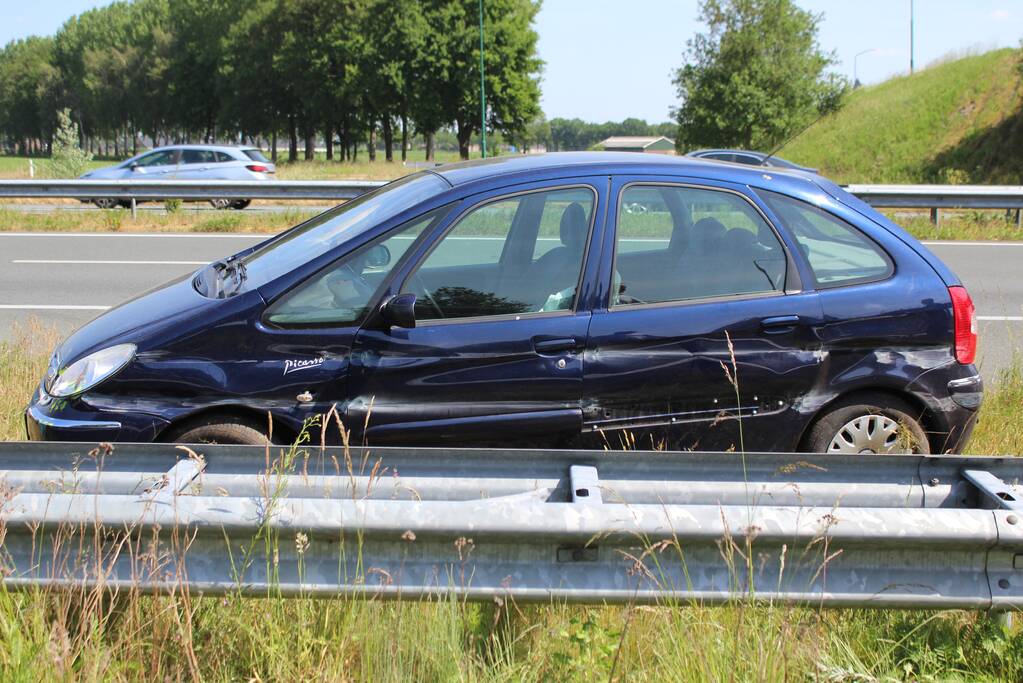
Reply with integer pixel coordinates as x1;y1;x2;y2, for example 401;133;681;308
2;322;1023;681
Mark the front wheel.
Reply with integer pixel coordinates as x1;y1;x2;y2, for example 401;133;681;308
803;393;930;454
209;198;232;210
163;416;271;446
230;199;251;210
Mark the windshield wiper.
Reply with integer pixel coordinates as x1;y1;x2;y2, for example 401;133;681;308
211;256;248;297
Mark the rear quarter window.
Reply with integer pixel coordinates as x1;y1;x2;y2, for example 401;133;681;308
759;190;893;288
243;149;270;163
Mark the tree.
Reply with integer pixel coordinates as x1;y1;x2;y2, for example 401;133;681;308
435;0;543;159
46;107;92;177
0;37;60;155
671;0;847;152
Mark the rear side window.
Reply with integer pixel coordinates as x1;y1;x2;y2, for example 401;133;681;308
760;191;893;287
182;149;216;164
214;151;235;163
613;184;787;307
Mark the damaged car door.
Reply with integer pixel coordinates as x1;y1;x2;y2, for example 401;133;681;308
582;178;826;452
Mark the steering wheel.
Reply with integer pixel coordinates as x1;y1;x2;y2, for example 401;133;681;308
411;272;445;319
324;263;374;308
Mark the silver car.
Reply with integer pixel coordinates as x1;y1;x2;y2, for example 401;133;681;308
79;144;276;210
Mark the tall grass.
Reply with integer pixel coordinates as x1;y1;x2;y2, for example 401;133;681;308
2;322;1023;680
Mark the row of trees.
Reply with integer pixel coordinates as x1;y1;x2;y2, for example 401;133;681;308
0;0;543;161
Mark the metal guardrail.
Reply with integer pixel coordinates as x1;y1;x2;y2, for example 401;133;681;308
2;442;1023;610
0;179;386;201
847;184;1023;210
1;180;1021;217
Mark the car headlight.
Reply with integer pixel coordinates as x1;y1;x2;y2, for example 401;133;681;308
47;344;136;397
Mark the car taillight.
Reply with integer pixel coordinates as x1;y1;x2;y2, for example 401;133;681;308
246;164;271;173
948;285;977;364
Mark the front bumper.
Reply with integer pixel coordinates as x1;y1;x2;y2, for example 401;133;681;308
24;389;169;442
25;403;123;442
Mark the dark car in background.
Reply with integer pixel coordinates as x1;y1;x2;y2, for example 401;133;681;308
79;144;275;210
28;152;981;454
686;149;818;174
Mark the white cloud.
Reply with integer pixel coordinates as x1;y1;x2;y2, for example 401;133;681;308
991;9;1010;19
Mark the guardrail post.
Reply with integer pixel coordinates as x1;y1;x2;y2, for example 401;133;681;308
930;207;940;225
130;197;136;220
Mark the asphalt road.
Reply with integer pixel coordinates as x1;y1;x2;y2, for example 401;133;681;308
1;232;1019;380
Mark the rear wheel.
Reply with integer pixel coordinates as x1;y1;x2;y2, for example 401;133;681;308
804;393;930;454
163;416;271;446
93;197;120;209
230;199;251;210
209;198;232;210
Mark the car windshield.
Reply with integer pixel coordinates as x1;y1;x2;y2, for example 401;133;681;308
243;149;270;162
236;172;448;288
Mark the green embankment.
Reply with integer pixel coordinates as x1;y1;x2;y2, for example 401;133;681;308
783;48;1023;184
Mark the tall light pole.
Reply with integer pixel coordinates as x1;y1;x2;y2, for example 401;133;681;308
909;0;915;74
853;48;878;88
478;0;487;158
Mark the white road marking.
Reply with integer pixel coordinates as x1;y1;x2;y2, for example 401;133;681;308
12;259;207;265
0;304;111;311
978;316;1023;322
922;241;1023;247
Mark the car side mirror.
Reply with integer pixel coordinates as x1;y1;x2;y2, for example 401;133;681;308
379;293;416;329
129;162;140;171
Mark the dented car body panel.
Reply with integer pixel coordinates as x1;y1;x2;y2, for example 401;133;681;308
26;153;981;452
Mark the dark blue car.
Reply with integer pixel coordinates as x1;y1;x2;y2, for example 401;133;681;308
25;153;982;454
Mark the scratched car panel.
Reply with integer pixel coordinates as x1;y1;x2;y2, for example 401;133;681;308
26;152;982;454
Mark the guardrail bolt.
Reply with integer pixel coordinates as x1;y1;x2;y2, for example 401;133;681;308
928;477;940;487
999;579;1011;589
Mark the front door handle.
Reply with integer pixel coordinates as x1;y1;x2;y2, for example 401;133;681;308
533;337;581;354
760;315;801;334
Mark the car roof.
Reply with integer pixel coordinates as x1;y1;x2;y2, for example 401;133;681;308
146;144;257;153
429;151;808;189
689;149;769;158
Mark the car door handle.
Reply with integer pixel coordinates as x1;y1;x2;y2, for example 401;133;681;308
760;315;802;333
533;337;581;354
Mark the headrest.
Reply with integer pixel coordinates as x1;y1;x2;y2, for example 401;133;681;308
560;202;587;251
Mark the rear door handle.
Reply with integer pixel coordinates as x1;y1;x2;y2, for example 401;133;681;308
533;337;581;354
760;315;801;333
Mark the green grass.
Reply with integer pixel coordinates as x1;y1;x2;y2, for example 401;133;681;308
3;321;1023;680
783;48;1023;184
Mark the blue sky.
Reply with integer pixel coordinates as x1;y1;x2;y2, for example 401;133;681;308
3;1;1020;123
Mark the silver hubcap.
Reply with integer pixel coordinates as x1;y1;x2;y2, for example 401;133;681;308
828;414;906;454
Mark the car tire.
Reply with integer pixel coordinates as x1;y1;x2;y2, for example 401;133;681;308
93;197;119;209
803;393;930;455
209;198;232;210
164;416;272;446
230;199;251;210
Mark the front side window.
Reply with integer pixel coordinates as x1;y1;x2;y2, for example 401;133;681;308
759;191;893;287
134;150;177;167
402;187;595;321
265;208;447;326
613;184;786;306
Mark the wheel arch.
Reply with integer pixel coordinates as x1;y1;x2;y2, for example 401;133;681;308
156;405;299;445
796;386;940;453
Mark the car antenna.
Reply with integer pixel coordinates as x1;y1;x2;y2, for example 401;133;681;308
761;108;832;168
